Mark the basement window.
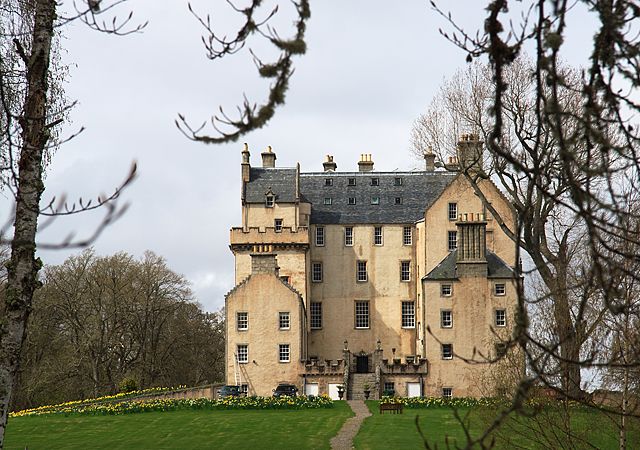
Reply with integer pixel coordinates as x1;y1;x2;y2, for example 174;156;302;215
442;387;453;399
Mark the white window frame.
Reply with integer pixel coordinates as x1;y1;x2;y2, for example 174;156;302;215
394;197;402;205
448;202;458;221
448;230;457;251
355;301;370;329
279;311;290;330
403;226;412;245
371;196;380;205
265;195;275;208
348;197;357;205
310;302;322;329
323;197;332;205
383;381;395;393
311;262;323;283
400;261;410;282
374;226;383;245
348;178;356;186
495;283;506;296
237;312;248;331
356;260;368;282
442;387;453;399
240;384;249;395
401;301;415;328
315;226;325;246
394;177;403;186
441;343;453;360
371;177;379;186
274;218;283;232
495;309;507;327
279;344;290;363
237;344;248;363
324;178;333;186
441;310;453;328
441;284;453;297
345;227;354;246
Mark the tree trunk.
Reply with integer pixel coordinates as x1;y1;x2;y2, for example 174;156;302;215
0;0;56;446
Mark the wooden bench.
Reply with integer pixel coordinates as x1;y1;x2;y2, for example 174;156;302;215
379;402;403;414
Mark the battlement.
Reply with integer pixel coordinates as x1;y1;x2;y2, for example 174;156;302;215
230;226;310;246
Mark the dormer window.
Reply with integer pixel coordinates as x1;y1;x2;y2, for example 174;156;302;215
266;195;275;207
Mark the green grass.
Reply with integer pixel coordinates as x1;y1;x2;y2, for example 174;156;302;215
4;401;353;450
354;401;640;449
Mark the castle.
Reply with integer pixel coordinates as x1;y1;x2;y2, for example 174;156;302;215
225;135;520;400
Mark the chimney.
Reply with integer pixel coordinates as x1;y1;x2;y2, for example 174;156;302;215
457;133;484;174
241;143;251;182
358;154;374;172
424;148;436;172
456;212;488;277
250;245;279;275
323;155;337;172
261;145;276;168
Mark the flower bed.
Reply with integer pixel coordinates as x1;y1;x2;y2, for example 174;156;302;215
11;395;334;418
379;396;503;409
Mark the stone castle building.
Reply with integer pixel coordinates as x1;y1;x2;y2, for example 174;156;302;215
225;136;520;399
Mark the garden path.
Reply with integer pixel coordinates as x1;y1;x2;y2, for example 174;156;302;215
330;400;371;450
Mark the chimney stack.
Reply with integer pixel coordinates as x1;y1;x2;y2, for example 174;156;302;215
323;155;337;172
250;245;279;275
457;133;483;174
241;143;251;182
261;145;276;168
455;212;488;277
358;154;374;172
424;148;436;172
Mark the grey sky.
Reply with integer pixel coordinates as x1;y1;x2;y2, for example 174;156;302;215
4;1;596;312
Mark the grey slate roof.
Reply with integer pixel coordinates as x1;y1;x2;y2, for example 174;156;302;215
245;168;298;203
423;250;517;280
299;171;457;224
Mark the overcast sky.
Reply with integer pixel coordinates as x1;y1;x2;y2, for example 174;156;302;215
2;1;596;312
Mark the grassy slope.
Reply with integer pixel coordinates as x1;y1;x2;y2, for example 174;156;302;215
5;402;353;450
354;402;640;449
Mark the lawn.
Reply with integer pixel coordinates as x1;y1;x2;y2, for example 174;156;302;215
354;401;640;449
4;401;353;450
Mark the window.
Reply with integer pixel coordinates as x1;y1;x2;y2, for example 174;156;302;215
355;301;370;329
240;384;249;396
345;227;353;246
448;230;457;251
279;312;290;330
374;226;383;245
441;310;453;328
403;226;412;245
495;342;507;358
371;177;379;186
394;197;402;205
394;177;403;186
495;283;506;296
348;197;357;205
237;344;248;363
448;202;458;221
280;275;290;284
357;260;368;282
441;343;453;360
310;302;322;329
441;284;452;297
279;344;290;363
265;195;275;207
442;387;453;399
495;309;507;327
312;262;323;283
315;227;325;246
348;178;356;186
402;301;415;328
400;261;410;281
371;196;380;205
237;312;248;331
383;382;395;394
323;197;332;205
274;218;283;232
324;178;333;186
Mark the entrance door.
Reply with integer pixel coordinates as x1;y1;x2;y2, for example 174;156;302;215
356;355;369;373
407;382;421;398
305;383;319;397
328;383;341;400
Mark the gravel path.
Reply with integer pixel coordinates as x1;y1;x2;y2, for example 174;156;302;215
330;400;372;450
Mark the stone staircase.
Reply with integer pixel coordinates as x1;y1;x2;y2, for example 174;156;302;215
349;373;378;400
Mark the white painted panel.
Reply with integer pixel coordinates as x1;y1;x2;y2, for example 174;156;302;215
305;383;319;396
328;383;341;400
407;382;421;398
